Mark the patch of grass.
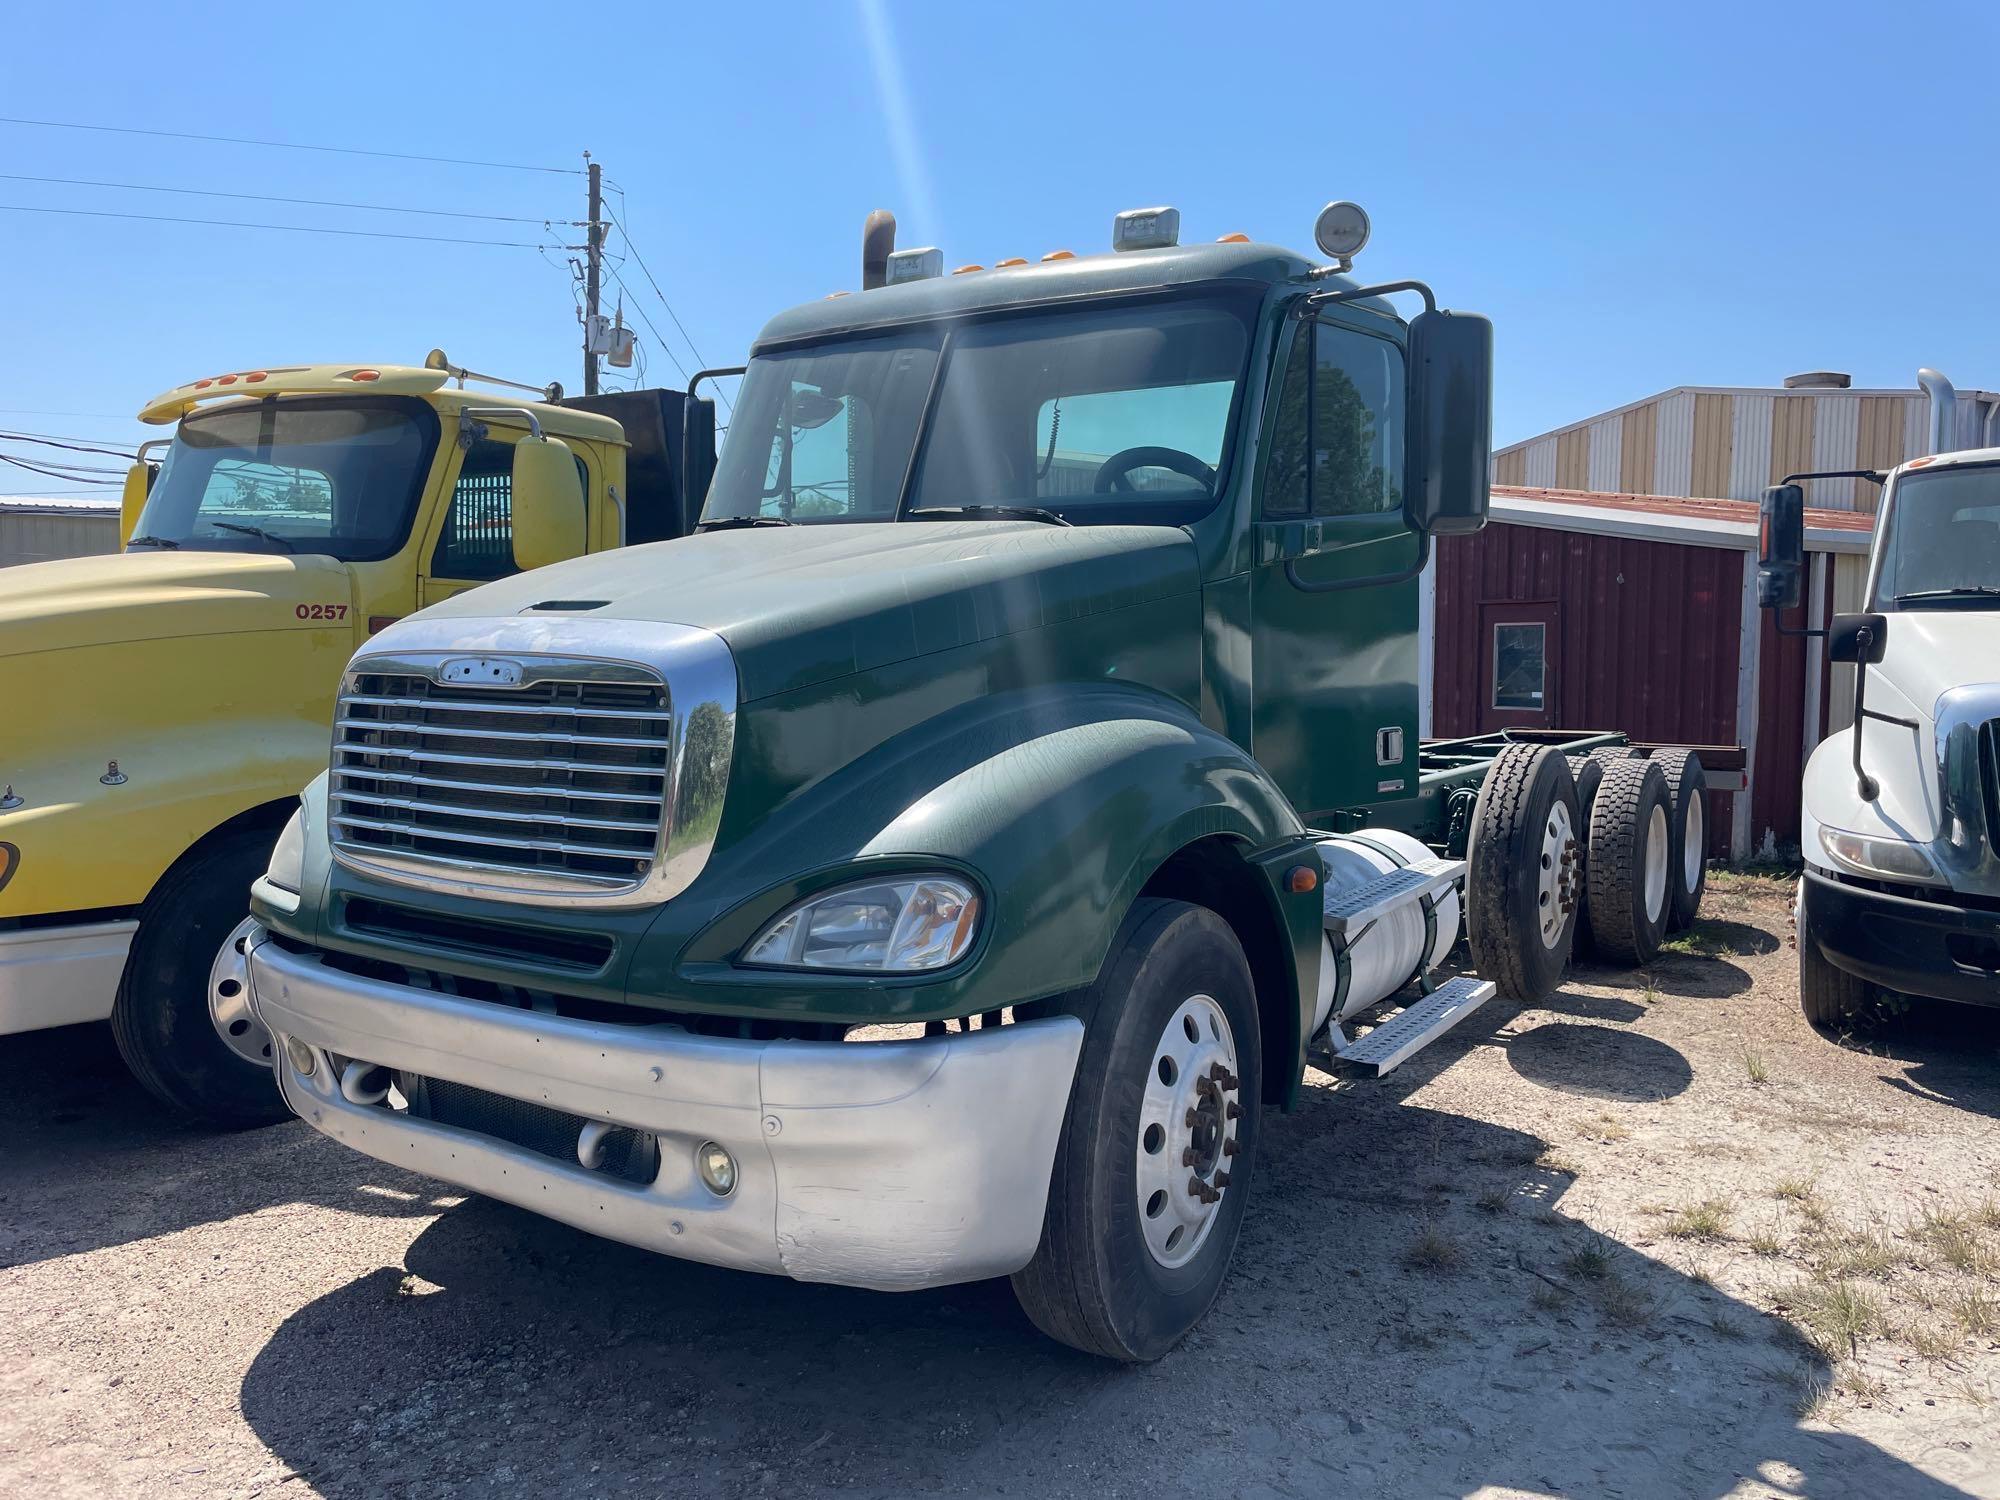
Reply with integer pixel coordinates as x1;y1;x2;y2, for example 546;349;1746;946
1949;1377;1993;1411
1709;1314;1747;1341
1742;1047;1770;1085
1913;1206;1993;1275
1745;1220;1788;1258
1403;1226;1464;1273
1782;1278;1883;1359
1774;1176;1818;1203
1819;1228;1898;1279
1896;1317;1964;1361
1534;1148;1583;1178
1793;1367;1839;1422
1951;1289;2000;1339
1530;1285;1568;1315
1576;1112;1630;1143
1475;1188;1509;1215
1973;1197;2000;1232
1563;1239;1613;1281
1595;1278;1658;1330
1664;1199;1733;1242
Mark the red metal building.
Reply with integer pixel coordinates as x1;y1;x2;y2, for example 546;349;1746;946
1425;486;1875;858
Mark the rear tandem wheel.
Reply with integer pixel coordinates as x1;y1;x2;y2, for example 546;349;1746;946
1464;743;1582;1003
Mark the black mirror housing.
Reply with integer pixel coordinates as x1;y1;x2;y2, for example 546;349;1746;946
1405;308;1492;538
1758;483;1805;609
1829;611;1888;664
681;396;719;528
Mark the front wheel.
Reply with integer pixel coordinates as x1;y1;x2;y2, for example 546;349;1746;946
1011;898;1261;1361
110;830;290;1128
1797;880;1878;1034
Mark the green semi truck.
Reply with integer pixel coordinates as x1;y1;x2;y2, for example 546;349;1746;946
240;204;1708;1359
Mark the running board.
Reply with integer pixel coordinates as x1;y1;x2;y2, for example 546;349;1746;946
1322;857;1465;937
1331;976;1497;1076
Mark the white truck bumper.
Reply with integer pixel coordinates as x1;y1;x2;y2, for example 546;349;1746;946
0;919;137;1035
245;929;1084;1291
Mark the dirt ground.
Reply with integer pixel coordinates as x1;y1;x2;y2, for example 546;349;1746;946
5;871;2000;1499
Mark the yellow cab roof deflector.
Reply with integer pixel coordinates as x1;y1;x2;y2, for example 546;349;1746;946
138;364;452;425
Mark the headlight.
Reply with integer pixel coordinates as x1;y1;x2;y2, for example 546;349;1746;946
1819;826;1942;885
267;805;308;894
742;875;981;973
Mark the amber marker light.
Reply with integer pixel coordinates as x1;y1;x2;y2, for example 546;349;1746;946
1286;864;1319;894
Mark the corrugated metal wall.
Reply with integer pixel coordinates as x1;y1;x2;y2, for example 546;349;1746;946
1433;521;1739;854
1495;386;1944;510
0;508;119;567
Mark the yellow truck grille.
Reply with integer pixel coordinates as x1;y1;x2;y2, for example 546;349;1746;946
330;670;672;890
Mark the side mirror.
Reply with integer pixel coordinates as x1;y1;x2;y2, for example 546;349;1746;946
681;395;718;527
1757;483;1805;609
118;462;153;548
1405;308;1493;538
510;437;586;572
1828;611;1888;665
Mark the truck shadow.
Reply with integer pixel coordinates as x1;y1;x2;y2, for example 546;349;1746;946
1859;1002;2000;1122
0;1024;454;1270
236;1084;1964;1499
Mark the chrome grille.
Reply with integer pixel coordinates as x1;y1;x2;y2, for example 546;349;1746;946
331;669;670;891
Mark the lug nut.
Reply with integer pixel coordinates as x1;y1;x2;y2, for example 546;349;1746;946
1225;1101;1242;1120
1185;1107;1202;1127
1222;1139;1239;1157
1214;1172;1231;1189
1182;1147;1198;1166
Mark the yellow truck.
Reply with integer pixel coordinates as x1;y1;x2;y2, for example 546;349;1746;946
0;354;707;1123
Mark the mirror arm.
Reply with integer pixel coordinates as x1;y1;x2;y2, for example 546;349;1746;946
688;366;747;400
1850;627;1879;802
1285;529;1430;594
1782;468;1886;489
460;406;544;443
1304;278;1437;315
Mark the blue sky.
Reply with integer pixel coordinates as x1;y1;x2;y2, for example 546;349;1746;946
3;0;1996;497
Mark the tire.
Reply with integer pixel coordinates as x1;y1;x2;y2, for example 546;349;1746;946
1566;756;1605;959
110;829;290;1128
1585;758;1673;966
1011;898;1261;1362
1796;880;1876;1034
1465;744;1582;1003
1650;749;1709;932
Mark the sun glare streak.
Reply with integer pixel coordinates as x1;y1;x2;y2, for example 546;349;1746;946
856;0;940;243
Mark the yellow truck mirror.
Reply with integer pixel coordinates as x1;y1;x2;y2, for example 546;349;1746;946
510;436;585;572
119;462;152;548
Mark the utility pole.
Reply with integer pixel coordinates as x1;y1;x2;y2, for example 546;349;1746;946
583;153;604;396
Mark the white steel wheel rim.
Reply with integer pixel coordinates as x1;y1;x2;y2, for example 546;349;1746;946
209;917;272;1067
1682;793;1704;892
1535;799;1578;950
1134;994;1240;1270
1644;803;1670;924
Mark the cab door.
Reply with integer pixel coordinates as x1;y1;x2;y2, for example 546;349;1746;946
417;431;593;608
1247;311;1420;823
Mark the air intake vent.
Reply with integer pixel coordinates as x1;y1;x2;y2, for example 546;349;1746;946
1783;371;1852;390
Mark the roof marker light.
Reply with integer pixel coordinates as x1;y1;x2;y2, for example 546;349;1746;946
884;247;944;285
995;257;1028;268
217;374;238;385
1217;233;1250;244
1041;249;1075;262
1112;206;1180;252
346;369;381;383
245;371;268;383
194;378;214;389
951;263;984;275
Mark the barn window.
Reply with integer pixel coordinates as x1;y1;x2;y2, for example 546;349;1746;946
1492;622;1547;710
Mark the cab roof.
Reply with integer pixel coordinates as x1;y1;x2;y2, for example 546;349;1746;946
753;239;1375;349
138;362;624;444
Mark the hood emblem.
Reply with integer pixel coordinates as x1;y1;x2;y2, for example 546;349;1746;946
100;761;128;787
437;657;524;688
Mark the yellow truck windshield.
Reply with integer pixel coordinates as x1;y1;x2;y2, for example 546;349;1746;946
131;396;439;560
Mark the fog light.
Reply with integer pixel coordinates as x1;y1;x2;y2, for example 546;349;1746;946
284;1036;318;1078
696;1141;737;1197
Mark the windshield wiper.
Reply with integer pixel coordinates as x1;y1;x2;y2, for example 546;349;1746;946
207;521;296;552
1894;586;2000;603
907;504;1072;527
125;534;180;549
697;515;794;531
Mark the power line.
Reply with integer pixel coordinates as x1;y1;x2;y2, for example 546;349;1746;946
0;450;127;474
604;212;733;414
0;430;136;459
0;453;123;485
604;266;693;387
0;116;583;175
0;171;572;226
0;202;553;249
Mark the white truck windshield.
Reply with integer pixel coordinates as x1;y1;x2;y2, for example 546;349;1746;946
1878;463;2000;609
702;296;1253;526
132;397;439;560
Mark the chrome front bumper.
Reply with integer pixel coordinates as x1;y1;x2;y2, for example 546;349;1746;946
245;931;1084;1291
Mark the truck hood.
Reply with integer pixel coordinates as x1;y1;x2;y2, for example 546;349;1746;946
0;550;353;661
403;521;1202;700
1875;611;2000;718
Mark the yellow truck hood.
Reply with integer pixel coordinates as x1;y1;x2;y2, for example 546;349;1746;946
0;550;353;660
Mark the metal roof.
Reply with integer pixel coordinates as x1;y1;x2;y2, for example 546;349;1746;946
753;239;1348;348
1491;483;1874;555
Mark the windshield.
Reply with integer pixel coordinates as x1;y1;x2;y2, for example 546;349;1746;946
1877;462;2000;609
702;294;1253;526
133;397;439;560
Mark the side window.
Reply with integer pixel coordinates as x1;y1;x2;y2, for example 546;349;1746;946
431;438;590;581
1262;324;1311;516
1311;322;1405;516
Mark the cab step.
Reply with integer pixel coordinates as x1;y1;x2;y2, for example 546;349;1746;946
1322;857;1464;937
1331;975;1497;1076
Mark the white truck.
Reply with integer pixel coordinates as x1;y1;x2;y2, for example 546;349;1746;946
1760;372;2000;1028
